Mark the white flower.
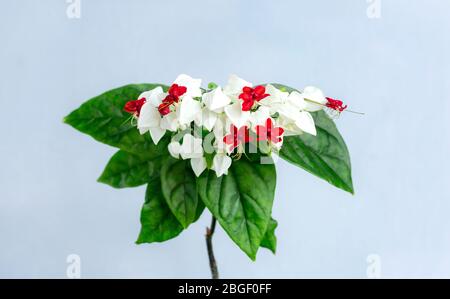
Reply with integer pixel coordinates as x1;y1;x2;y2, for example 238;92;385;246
195;108;218;131
168;141;181;159
190;157;207;177
259;84;288;112
278;110;316;136
212;153;232;177
177;96;202;126
173;74;202;98
212;114;230;154
223;74;252;96
168;134;207;177
277;91;306;119
179;134;204;160
160;112;181;132
222;75;278;129
192;87;231;131
202;87;231;112
294;112;316;136
249;106;271;129
301;86;327;112
274;90;317;136
137;87;167;144
224;102;250;128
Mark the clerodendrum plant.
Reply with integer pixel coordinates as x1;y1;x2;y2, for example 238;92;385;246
64;74;353;278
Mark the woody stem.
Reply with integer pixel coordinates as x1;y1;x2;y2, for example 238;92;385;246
206;215;219;279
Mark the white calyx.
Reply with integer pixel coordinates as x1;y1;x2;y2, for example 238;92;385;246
137;86;167;144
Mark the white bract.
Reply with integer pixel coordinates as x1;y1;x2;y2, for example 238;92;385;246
137;87;167;144
212;153;232;177
178;95;201;126
129;74;336;177
223;74;252;96
173;74;202;98
259;84;288;112
276;91;317;136
202;87;231;112
301;86;327;112
224;102;250;128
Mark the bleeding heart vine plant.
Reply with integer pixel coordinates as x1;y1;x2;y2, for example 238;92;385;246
64;74;354;279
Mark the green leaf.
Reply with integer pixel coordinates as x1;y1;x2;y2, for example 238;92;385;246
197;157;276;260
260;218;278;254
269;84;353;194
280;111;353;194
136;179;184;244
64;84;168;154
97;138;170;188
160;157;204;228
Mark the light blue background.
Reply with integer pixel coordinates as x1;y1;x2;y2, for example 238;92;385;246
1;0;449;278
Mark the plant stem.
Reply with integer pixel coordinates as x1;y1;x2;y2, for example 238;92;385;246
206;215;219;279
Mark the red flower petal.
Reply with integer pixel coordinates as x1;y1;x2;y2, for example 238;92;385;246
158;103;171;115
241;99;254;111
168;84;187;98
255;93;269;102
239;92;253;102
242;86;253;93
253;85;266;96
124;98;146;116
326;97;347;112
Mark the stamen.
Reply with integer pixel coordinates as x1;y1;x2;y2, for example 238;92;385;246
345;109;365;115
303;97;364;116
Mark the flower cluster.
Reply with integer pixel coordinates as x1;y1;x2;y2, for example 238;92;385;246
124;74;347;177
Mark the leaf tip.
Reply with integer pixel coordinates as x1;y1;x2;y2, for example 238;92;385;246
245;249;258;261
96;172;111;185
135;230;150;245
96;176;105;184
345;183;355;195
96;173;123;189
62;115;70;124
62;112;77;127
180;222;190;229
